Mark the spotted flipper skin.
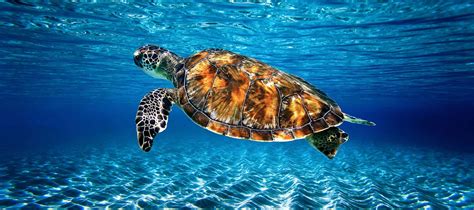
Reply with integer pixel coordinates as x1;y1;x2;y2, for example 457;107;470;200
136;88;175;152
306;127;349;159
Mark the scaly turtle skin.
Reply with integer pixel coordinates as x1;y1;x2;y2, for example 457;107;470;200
133;45;375;159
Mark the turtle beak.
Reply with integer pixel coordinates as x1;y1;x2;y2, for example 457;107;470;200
133;49;143;68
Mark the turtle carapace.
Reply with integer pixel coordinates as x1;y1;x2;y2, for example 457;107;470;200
133;45;375;159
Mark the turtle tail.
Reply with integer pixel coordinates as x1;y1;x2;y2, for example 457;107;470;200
343;113;376;126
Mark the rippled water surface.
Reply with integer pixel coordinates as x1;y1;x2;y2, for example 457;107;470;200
1;1;473;101
1;1;474;208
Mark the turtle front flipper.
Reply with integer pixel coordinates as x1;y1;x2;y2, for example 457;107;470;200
136;88;176;152
306;127;349;159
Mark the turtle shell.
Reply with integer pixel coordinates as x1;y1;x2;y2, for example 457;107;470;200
174;49;344;141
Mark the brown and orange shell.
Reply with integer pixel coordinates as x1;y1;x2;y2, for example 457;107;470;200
174;49;344;142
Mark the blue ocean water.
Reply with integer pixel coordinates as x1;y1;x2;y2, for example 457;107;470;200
0;1;473;208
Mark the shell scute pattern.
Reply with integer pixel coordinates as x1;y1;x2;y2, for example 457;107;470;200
204;64;250;125
242;79;279;129
186;59;217;109
180;50;343;141
279;94;310;128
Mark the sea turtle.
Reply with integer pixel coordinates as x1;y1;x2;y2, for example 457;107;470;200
133;45;375;159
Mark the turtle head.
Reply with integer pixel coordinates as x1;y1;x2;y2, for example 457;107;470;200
134;45;182;80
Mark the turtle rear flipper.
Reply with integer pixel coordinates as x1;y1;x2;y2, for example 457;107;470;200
306;127;349;159
136;88;175;152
